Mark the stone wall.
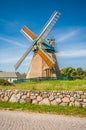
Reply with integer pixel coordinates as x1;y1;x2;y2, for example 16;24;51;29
0;90;86;107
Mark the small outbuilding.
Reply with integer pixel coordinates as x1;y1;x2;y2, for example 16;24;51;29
0;72;17;82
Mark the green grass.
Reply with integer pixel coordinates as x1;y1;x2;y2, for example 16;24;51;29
0;101;86;117
0;80;86;91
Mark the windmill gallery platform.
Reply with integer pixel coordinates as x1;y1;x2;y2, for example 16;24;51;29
14;11;61;78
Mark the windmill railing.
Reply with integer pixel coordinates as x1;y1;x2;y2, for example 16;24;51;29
13;76;74;83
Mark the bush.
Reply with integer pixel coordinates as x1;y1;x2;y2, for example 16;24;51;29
0;79;12;86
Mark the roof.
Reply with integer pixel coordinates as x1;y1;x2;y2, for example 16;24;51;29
0;72;17;78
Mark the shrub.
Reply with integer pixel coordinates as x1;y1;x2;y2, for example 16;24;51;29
0;79;12;86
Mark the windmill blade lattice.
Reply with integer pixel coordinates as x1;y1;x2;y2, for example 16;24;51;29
14;44;33;70
37;11;61;40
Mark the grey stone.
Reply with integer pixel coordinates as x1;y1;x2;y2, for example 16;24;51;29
26;97;32;103
62;97;70;103
26;93;30;97
53;92;57;96
14;90;19;94
21;95;27;99
9;94;18;102
55;98;62;104
35;93;39;96
32;100;38;104
76;94;81;99
57;92;61;96
37;96;42;102
70;97;75;102
49;95;54;101
82;103;86;107
0;93;4;98
30;95;36;100
39;98;50;105
4;96;9;101
70;92;74;96
81;95;86;99
54;95;59;99
4;92;8;96
84;92;86;95
74;101;81;107
60;103;68;106
83;99;86;103
20;99;25;103
42;94;48;98
30;93;35;96
66;95;70;98
69;102;74;106
51;100;57;105
24;91;27;95
43;91;48;94
78;99;83;102
19;92;24;96
9;91;13;97
74;94;77;97
16;93;21;100
59;95;63;98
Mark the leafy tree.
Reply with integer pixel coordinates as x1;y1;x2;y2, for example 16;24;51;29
71;69;77;77
61;67;76;77
60;67;86;79
76;67;84;76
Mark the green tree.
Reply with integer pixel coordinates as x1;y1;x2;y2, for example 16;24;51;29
60;67;86;79
61;67;76;77
76;67;83;76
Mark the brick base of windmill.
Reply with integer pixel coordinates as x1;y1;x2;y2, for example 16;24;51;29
26;52;60;78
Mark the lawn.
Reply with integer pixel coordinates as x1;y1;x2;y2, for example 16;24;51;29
0;79;86;91
0;101;86;117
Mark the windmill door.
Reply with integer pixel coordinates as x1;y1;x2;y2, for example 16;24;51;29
46;69;51;77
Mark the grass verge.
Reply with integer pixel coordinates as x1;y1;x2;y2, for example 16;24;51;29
0;80;86;91
0;101;86;117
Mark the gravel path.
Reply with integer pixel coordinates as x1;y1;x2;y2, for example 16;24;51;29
0;110;86;130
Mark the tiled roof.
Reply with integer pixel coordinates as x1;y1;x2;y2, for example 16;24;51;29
0;72;17;78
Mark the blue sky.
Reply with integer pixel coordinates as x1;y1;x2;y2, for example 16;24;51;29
0;0;86;73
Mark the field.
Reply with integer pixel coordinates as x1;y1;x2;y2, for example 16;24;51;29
0;79;86;91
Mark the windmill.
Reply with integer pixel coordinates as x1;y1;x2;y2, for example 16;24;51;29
14;11;61;78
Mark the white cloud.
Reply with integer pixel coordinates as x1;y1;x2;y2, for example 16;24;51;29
0;36;27;48
56;29;79;43
57;49;86;58
0;57;19;64
0;55;32;64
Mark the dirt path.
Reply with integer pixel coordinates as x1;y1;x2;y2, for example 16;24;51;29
0;110;86;130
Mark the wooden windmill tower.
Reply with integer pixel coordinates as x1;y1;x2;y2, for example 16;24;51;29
14;11;61;78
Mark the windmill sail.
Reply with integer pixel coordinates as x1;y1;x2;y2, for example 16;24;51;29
21;26;36;41
14;45;33;70
37;11;61;40
37;45;55;68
